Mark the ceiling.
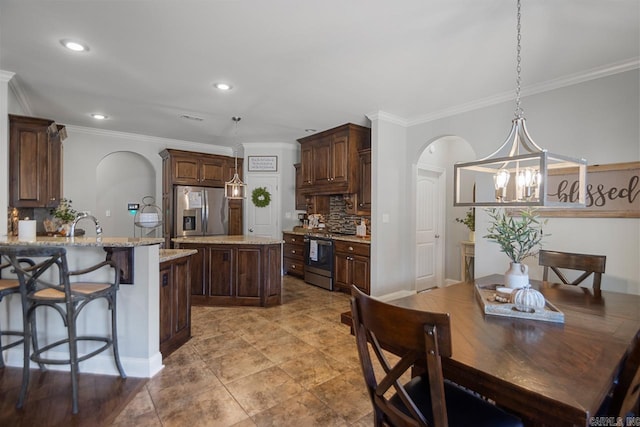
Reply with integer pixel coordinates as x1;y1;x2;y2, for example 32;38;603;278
1;0;638;147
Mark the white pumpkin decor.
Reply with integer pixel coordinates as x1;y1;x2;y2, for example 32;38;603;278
513;286;546;310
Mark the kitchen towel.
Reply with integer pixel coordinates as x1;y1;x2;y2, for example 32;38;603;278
18;219;37;242
309;240;318;262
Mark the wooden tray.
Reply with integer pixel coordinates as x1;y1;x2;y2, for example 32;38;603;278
475;283;565;324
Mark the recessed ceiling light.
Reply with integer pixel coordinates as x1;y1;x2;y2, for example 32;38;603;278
305;129;317;133
214;82;232;91
60;39;89;52
91;113;107;120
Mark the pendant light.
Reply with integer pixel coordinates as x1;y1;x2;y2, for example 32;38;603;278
454;0;587;208
225;116;247;199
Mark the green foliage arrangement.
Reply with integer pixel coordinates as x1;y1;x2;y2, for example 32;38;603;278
455;208;475;232
251;187;271;208
484;208;547;263
50;198;78;223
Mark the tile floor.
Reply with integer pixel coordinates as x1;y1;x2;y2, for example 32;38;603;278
111;276;375;427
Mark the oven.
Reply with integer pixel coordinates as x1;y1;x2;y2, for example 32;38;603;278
304;235;334;290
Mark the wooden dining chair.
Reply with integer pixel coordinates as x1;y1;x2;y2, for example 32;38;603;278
538;250;606;291
350;286;523;427
599;338;640;417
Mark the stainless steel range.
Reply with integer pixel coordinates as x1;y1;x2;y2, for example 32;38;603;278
304;234;334;290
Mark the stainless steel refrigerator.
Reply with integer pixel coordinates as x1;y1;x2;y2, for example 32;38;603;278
174;186;228;237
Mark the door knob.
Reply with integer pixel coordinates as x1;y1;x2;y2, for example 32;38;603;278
435;234;440;238
249;228;254;233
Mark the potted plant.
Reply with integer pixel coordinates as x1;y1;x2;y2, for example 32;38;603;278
49;198;78;235
455;208;475;242
484;208;547;288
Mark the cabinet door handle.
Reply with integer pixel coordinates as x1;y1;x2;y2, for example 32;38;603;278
291;250;296;254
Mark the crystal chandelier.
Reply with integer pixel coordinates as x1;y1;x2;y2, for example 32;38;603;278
225;116;247;199
454;0;587;208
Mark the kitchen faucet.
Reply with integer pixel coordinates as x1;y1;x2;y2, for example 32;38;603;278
69;212;103;237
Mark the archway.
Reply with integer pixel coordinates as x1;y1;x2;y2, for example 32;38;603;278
96;152;155;237
415;136;475;288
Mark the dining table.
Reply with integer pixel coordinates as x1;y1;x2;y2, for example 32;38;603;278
344;274;640;426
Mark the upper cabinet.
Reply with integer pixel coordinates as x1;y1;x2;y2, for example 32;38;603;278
9;114;65;208
297;123;371;195
170;152;227;187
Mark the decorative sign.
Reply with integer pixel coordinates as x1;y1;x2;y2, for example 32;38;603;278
248;156;278;172
542;162;639;218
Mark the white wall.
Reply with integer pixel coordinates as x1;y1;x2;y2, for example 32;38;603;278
375;69;640;295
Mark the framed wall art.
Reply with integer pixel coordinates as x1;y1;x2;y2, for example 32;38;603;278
540;161;639;218
248;156;278;172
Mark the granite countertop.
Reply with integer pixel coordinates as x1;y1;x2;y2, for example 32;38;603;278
284;229;371;244
172;235;284;245
159;249;198;263
0;236;164;247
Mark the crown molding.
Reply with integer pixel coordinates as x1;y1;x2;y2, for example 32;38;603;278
366;111;409;127
409;58;640;126
0;70;15;83
6;75;33;115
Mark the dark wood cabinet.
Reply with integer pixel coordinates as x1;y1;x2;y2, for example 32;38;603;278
171;153;226;187
297;123;370;195
159;149;243;246
334;240;370;295
176;242;282;307
9;114;64;208
357;149;372;214
283;232;305;278
293;163;306;211
159;254;192;357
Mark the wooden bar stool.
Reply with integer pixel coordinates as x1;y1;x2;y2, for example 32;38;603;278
0;245;126;414
0;256;35;368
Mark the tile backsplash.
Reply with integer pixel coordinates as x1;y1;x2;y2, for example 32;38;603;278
323;195;370;235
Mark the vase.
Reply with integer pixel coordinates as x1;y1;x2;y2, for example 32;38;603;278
468;231;475;242
504;262;529;289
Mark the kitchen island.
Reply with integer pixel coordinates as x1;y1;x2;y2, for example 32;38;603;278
0;236;164;378
173;235;283;307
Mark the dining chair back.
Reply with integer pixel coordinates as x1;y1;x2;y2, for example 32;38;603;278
538;250;606;291
350;286;523;427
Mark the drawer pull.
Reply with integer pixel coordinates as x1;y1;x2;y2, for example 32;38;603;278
348;246;354;251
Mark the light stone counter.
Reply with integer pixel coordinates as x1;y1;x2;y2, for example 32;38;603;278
284;229;371;244
0;236;164;247
159;249;198;263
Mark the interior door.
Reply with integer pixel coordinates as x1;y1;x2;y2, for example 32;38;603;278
246;174;279;238
415;168;444;291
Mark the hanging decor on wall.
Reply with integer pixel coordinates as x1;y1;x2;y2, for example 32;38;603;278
252;187;271;208
453;0;587;208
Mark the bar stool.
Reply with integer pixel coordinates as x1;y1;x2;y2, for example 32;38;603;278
0;256;35;368
0;245;126;414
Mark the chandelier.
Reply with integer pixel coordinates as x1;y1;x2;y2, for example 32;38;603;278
225;116;247;199
454;0;586;208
